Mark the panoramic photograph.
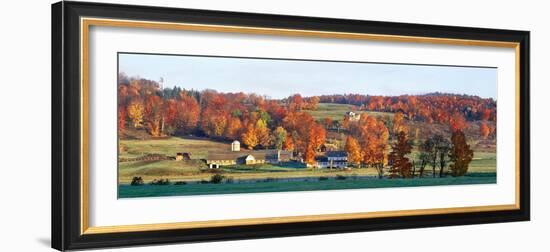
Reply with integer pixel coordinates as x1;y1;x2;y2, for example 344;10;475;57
117;53;497;198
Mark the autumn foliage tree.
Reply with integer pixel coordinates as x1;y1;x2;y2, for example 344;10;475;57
480;122;490;139
118;105;126;135
200;94;229;137
282;111;323;156
392;112;407;135
127;99;144;128
272;126;288;150
143;95;164;137
241;123;258;149
311;124;326;151
283;135;294;151
388;131;413;178
345;136;362;167
255;119;271;148
449;130;474;177
225;117;243;140
346;114;389;176
449;112;467;133
174;93;200;134
304;139;316;165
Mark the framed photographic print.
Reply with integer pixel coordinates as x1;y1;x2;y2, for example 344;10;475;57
52;1;530;250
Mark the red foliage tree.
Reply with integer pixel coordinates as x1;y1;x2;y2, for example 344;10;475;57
117;105;126;135
143;95;164;137
388;131;413;178
449;112;467;133
449;130;474;177
175;94;200;133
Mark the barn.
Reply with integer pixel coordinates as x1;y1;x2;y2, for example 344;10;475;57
205;149;293;169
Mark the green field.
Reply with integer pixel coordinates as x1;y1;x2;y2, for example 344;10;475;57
118;135;497;198
303;103;394;121
119;173;496;198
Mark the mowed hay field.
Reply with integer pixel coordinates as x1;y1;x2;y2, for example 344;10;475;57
118;136;496;184
118;137;229;183
304;103;393;121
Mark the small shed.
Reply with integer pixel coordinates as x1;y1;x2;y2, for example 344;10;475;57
231;140;241;152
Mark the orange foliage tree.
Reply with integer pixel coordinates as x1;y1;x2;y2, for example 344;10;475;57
304;137;316;165
345;136;362;166
288;94;303;112
346;114;389;177
480;122;490;139
225;117;243;140
283;135;294;151
323;117;333;128
311;124;326;151
241;123;258;149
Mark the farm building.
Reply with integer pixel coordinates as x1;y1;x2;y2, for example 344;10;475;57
205;143;293;168
205;152;240;168
346;111;361;121
241;154;265;165
231;140;240;152
315;151;348;168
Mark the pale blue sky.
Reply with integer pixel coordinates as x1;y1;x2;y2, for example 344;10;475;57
119;53;497;99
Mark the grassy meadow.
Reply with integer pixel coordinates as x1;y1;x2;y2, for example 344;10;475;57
118;103;496;197
119;137;496;198
119;173;496;198
119;136;496;183
304;103;393;121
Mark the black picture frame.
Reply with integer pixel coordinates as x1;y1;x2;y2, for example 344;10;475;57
52;1;530;251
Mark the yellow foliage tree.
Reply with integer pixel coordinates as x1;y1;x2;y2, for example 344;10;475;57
393;111;407;135
127;100;144;128
241;123;258;149
345;136;362;166
272;126;287;150
255;119;271;148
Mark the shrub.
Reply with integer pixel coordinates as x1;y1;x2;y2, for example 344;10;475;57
318;176;329;181
199;180;210;184
174;181;187;185
336;175;347;180
130;176;144;186
150;178;171;185
210;174;225;184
